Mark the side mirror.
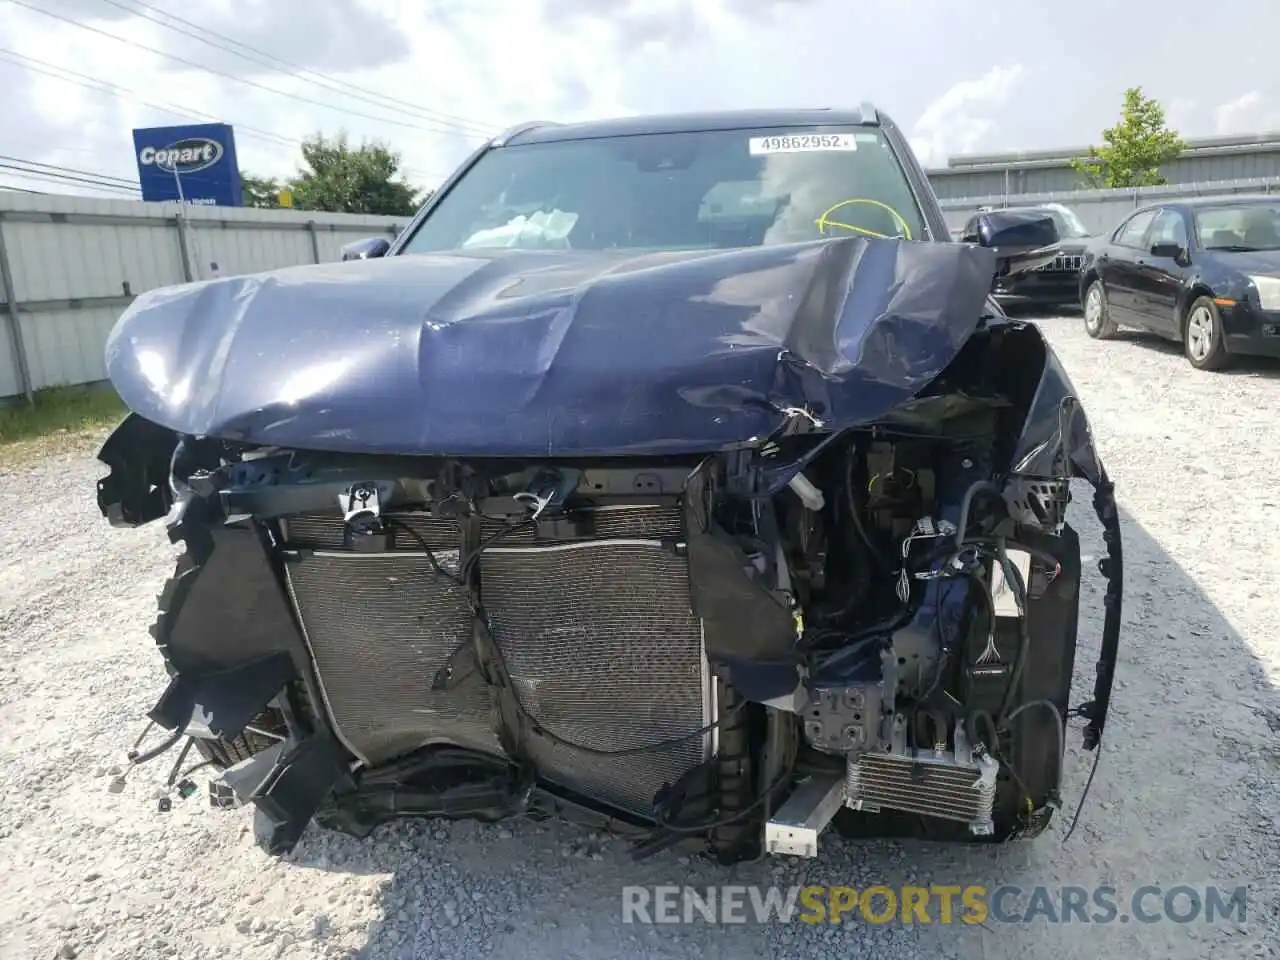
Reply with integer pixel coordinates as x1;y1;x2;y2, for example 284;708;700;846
964;210;1060;281
1150;241;1187;262
341;237;391;262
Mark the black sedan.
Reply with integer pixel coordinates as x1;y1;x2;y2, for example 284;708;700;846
1079;195;1280;370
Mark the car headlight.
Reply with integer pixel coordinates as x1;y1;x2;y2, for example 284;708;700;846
1249;275;1280;310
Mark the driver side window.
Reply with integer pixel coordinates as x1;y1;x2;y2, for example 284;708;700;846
1114;209;1156;248
1148;209;1188;249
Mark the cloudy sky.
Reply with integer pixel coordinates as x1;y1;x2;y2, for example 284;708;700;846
1;0;1277;198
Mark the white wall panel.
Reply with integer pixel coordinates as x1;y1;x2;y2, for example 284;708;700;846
0;192;404;398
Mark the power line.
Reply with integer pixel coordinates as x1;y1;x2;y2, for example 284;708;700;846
0;48;450;185
0;153;139;187
0;48;300;150
88;0;500;138
0;161;141;194
0;158;140;191
3;0;494;141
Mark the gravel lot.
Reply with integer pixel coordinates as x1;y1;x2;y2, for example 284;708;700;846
2;315;1279;960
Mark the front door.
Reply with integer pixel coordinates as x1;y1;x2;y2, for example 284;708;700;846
1132;207;1190;336
1101;208;1158;321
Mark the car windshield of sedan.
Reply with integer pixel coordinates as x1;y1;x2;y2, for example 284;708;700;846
1196;202;1280;251
398;126;929;255
1045;205;1090;239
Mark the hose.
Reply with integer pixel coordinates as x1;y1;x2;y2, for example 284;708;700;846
954;480;1003;549
845;445;892;572
995;537;1031;719
1004;698;1066;798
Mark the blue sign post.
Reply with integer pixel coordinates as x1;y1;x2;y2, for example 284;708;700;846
132;123;242;206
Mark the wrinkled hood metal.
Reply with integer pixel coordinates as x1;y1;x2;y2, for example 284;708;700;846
104;237;999;457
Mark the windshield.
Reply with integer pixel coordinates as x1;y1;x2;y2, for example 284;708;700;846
1195;202;1280;251
399;126;928;255
1018;206;1088;239
1048;205;1089;239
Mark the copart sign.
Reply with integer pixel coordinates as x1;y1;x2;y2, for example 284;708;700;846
131;122;243;206
138;139;224;174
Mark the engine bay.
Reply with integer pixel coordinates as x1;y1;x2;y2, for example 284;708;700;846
97;403;1120;864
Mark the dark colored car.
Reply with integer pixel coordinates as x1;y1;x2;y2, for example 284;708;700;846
1080;195;1280;370
95;107;1122;865
962;202;1091;308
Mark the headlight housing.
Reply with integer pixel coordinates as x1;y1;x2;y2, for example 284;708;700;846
1249;274;1280;310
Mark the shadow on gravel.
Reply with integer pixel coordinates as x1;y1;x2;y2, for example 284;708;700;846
996;302;1082;321
1112;330;1280;380
270;500;1278;960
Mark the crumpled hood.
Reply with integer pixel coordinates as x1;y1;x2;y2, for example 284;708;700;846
104;237;998;456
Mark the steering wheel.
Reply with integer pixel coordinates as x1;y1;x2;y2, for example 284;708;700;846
814;198;913;240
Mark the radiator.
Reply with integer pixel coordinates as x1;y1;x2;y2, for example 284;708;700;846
280;505;712;819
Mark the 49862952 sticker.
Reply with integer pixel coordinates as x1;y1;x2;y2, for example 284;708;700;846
748;133;857;155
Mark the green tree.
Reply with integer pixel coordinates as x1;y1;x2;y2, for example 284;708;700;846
240;173;283;208
1071;87;1186;188
288;132;420;215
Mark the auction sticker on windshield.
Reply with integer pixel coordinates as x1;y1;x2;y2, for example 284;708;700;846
749;133;857;155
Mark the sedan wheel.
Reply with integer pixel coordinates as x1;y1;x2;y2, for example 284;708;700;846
1083;281;1118;339
1183;297;1231;371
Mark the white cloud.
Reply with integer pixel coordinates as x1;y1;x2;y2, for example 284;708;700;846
4;0;1280;199
1165;96;1198;133
908;65;1025;168
0;0;816;196
1215;91;1264;134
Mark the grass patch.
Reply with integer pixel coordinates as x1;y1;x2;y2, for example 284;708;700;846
0;384;126;463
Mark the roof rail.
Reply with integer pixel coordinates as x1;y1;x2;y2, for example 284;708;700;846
491;121;559;146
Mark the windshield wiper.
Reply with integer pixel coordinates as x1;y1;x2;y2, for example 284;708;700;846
1206;244;1261;252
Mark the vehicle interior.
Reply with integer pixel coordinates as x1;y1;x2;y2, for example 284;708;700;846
1197;203;1280;251
400;127;930;254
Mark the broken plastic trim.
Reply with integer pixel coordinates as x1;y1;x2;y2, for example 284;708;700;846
96;413;177;527
1077;475;1122;750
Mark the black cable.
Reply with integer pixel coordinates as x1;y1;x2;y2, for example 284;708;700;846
128;727;183;765
954;480;1002;549
459;516;535;582
164;737;195;786
444;509;740;760
474;601;750;758
1062;737;1103;845
923;536;1061;574
653;743;798;834
844;445;892;572
1004;698;1065;798
382;516;464;586
531;701;749;757
967;568;997;643
175;759;217;782
995;538;1031;719
968;709;1032;806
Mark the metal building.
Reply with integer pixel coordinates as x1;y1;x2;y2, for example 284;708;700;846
927;131;1280;201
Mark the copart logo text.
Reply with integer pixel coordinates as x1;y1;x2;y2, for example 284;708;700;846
138;138;223;174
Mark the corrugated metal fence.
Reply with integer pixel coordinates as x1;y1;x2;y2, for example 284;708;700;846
0;192;403;400
937;175;1280;235
9;179;1280;399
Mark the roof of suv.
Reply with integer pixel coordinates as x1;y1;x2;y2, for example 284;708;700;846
496;106;885;146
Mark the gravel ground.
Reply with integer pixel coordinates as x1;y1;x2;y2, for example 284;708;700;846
2;315;1279;960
